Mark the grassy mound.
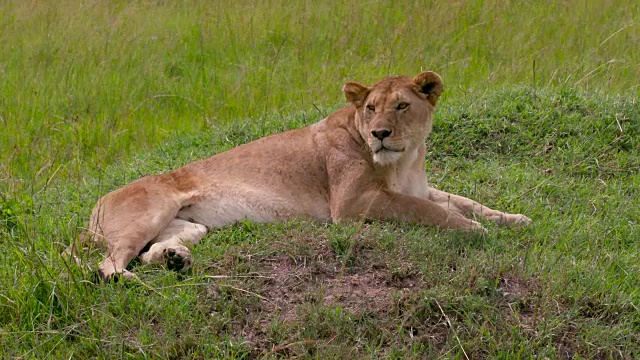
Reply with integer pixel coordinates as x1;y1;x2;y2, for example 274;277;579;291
1;88;639;358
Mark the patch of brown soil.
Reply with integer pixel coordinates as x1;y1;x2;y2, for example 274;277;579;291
498;273;536;300
260;241;423;321
202;236;426;355
324;271;395;314
498;272;541;334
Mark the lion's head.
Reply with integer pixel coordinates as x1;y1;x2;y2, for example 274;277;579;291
342;71;443;165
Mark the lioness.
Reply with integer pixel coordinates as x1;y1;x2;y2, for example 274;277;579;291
86;71;530;280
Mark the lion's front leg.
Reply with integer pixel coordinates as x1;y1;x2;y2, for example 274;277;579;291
427;188;531;226
333;188;487;233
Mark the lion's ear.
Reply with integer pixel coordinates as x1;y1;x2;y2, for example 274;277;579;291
412;71;443;106
342;82;371;108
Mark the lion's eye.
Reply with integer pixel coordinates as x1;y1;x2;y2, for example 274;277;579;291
366;104;375;112
396;102;409;110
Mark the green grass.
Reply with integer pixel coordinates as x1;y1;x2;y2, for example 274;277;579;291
1;1;640;358
2;88;639;358
1;1;639;191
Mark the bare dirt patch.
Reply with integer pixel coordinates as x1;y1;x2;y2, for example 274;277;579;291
497;272;541;337
498;272;539;301
260;243;423;321
198;232;428;355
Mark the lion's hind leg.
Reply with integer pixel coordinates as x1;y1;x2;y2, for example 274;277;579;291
93;177;189;281
139;218;207;273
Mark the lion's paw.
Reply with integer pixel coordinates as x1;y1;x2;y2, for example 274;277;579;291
469;220;489;234
163;246;192;273
508;214;532;227
97;268;136;283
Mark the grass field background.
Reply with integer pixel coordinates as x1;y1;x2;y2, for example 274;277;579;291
1;0;639;358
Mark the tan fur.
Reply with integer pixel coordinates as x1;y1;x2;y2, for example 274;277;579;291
85;71;531;280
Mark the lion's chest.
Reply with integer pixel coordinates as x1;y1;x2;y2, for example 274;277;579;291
389;172;429;198
387;149;430;198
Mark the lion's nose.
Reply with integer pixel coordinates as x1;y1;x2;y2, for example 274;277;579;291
371;129;392;140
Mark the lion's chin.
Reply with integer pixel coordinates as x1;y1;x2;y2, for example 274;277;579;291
372;149;404;166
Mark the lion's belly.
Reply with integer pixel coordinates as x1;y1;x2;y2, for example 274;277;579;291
176;186;331;228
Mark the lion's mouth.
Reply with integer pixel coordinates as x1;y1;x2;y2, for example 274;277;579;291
374;145;404;153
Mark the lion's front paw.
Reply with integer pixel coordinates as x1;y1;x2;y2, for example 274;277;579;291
508;214;532;227
469;220;488;234
163;246;192;273
97;268;136;283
